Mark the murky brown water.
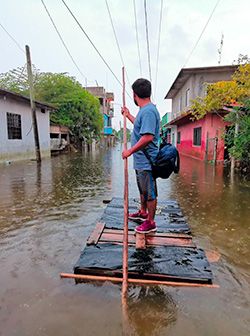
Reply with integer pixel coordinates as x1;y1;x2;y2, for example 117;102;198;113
0;145;249;336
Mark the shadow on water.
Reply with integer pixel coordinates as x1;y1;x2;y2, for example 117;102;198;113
0;146;249;336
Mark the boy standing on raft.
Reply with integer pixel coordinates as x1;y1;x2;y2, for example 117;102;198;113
122;78;160;233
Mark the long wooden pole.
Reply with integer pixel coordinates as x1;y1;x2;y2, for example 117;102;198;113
60;273;219;288
122;67;129;298
26;45;41;163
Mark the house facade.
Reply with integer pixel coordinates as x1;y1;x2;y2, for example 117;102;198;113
0;88;55;163
164;65;238;162
86;87;114;144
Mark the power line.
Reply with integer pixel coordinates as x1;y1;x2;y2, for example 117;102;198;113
133;0;142;76
182;0;221;68
154;0;164;98
144;0;152;82
105;0;131;87
61;0;133;101
41;0;87;82
0;21;25;53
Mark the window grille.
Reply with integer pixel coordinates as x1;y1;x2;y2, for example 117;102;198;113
7;112;22;139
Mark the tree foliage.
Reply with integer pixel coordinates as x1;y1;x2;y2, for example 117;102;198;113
117;128;131;142
0;65;40;96
224;99;250;162
0;68;103;142
190;63;250;120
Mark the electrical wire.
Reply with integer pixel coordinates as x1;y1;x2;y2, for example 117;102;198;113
41;0;87;82
182;0;221;68
0;21;25;53
144;0;152;82
61;0;133;101
154;0;164;98
133;0;142;76
105;0;131;88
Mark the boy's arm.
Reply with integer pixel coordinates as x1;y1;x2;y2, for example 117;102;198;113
122;134;153;159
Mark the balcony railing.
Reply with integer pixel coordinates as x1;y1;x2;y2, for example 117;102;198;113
103;126;113;135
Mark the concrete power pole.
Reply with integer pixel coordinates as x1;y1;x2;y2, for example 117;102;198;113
26;45;41;163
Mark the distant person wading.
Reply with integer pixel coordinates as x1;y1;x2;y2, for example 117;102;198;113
122;78;160;233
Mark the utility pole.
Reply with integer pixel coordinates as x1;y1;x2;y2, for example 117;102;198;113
26;45;41;163
218;33;224;65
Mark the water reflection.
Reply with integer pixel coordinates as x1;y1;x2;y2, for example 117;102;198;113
0;150;112;236
127;286;177;336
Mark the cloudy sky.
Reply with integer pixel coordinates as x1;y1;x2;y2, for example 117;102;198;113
1;0;250;129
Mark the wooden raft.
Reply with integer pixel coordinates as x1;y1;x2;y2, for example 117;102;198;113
72;198;214;286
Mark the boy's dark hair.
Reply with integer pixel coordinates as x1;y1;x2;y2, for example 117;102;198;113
132;78;151;98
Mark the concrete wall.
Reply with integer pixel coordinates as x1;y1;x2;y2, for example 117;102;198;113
0;96;51;162
176;114;226;161
172;70;236;119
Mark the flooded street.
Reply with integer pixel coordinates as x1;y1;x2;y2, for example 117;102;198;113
0;145;249;336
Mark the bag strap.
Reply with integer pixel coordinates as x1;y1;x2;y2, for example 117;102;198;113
174;150;180;173
142;148;154;166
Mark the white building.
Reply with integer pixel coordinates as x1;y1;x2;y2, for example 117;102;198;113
0;88;55;163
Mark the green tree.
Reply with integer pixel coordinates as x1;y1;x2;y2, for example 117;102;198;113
0;65;40;95
190;64;250;120
117;128;131;142
34;72;103;141
224;99;250;163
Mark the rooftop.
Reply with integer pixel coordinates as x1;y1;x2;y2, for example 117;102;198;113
164;65;238;99
0;88;56;110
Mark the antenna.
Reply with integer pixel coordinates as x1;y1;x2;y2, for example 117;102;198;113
218;33;224;65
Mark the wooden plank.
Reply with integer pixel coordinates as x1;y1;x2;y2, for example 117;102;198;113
60;273;219;288
135;233;146;249
99;232;195;248
86;222;105;245
103;228;192;239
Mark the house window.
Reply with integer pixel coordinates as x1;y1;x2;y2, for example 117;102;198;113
7;112;22;139
185;89;190;106
193;127;201;146
179;95;183;111
177;131;181;144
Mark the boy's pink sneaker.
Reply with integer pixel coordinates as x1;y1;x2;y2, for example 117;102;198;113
129;211;148;222
135;220;157;233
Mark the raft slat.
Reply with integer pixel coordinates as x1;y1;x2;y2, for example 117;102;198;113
100;231;195;248
104;228;192;239
87;222;105;246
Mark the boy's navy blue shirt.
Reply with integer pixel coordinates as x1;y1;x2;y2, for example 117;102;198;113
131;102;160;170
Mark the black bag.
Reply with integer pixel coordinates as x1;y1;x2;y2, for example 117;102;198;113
143;142;180;179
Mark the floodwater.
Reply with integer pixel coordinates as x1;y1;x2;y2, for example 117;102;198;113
0;145;249;336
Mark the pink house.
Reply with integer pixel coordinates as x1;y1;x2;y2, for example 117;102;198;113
164;65;237;162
